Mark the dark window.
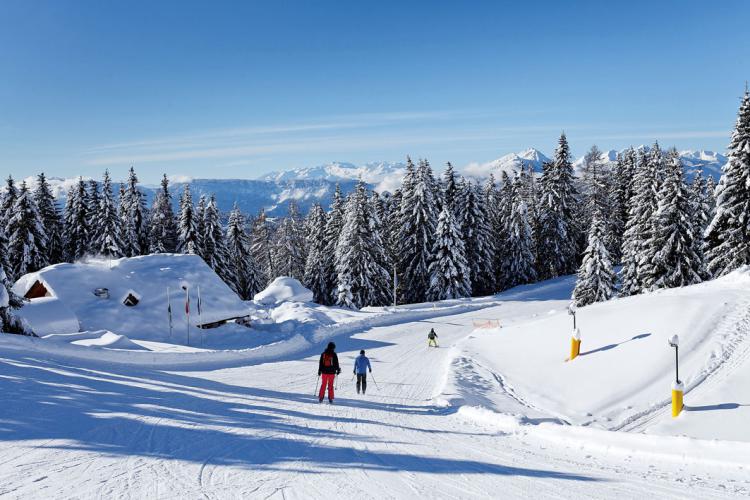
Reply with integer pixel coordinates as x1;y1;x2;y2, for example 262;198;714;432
123;294;140;307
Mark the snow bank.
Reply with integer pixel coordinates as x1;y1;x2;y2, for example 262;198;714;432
71;331;148;350
15;297;80;335
43;330;148;350
455;406;750;468
254;277;313;305
442;269;750;442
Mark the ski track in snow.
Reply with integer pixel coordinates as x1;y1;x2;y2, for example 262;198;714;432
1;298;750;498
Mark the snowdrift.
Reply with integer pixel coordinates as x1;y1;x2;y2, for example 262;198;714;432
254;277;313;305
443;269;750;442
13;254;251;341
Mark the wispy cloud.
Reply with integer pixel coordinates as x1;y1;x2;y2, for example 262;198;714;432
586;130;730;142
81;109;559;167
83;110;475;156
84;123;571;167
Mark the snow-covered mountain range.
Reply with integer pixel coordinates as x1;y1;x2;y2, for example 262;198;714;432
17;148;726;216
260;161;406;192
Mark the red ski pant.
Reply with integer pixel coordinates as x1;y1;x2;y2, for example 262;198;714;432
319;374;335;400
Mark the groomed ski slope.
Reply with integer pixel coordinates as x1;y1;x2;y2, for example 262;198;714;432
1;276;750;498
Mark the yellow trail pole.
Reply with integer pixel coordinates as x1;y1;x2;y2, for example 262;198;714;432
672;381;684;417
569;328;581;361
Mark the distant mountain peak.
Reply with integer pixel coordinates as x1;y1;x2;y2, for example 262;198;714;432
464;148;550;178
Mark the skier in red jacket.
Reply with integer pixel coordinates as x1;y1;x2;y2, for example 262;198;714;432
318;342;341;403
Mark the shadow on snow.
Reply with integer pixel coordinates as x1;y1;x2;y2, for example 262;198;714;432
0;352;599;482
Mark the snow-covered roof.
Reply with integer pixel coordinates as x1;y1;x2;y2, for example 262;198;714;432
14;297;80;336
13;254;251;339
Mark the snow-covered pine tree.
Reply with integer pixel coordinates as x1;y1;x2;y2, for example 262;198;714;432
382;189;401;303
225;204;261;299
86;179;101;243
493;171;514;290
0;263;26;335
641;149;703;290
459;180;495;295
94;170;123;257
610;147;637;262
194;195;207;259
1;176;18;234
519;164;540;249
33;172;64;264
7;181;48;279
303;203;330;303
120;167;148;256
442;162;458;216
536;133;580;279
427;205;471;300
370;190;394;296
619;143;662;295
705;175;717;220
148;174;178;254
422;158;441;212
177;184;198;254
579;145;617;257
690;169;711;279
334;181;391;309
704;89;750;277
250;208;275;286
572;210;616;307
398;158;438;303
499;172;537;288
273;201;306;281
117;183;128;255
321;184;345;305
63;178;89;262
201;194;231;282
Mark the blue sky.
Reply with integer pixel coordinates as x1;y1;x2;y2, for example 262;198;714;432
0;0;748;184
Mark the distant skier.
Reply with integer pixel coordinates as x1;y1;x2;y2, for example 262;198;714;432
428;328;439;348
318;342;341;403
353;349;372;395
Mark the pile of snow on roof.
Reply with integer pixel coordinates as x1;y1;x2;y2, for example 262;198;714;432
254;277;313;305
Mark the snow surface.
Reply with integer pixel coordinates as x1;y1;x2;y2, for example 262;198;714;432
441;271;750;442
253;276;314;305
2;272;750;497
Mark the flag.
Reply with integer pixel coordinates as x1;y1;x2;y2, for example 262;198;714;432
185;291;190;315
197;286;202;316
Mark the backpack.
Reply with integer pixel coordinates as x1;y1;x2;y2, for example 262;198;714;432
323;352;334;367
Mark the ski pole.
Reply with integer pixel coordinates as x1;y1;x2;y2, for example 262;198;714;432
314;375;320;397
370;373;381;392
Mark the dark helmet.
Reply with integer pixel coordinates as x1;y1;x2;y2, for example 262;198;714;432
327;342;336;351
360;349;365;355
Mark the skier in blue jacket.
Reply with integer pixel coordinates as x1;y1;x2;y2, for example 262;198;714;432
353;350;372;395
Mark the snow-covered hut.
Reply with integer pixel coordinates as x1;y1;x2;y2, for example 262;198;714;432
13;254;251;338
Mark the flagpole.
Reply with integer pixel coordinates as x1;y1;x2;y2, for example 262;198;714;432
167;286;173;340
183;285;190;346
197;285;203;347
